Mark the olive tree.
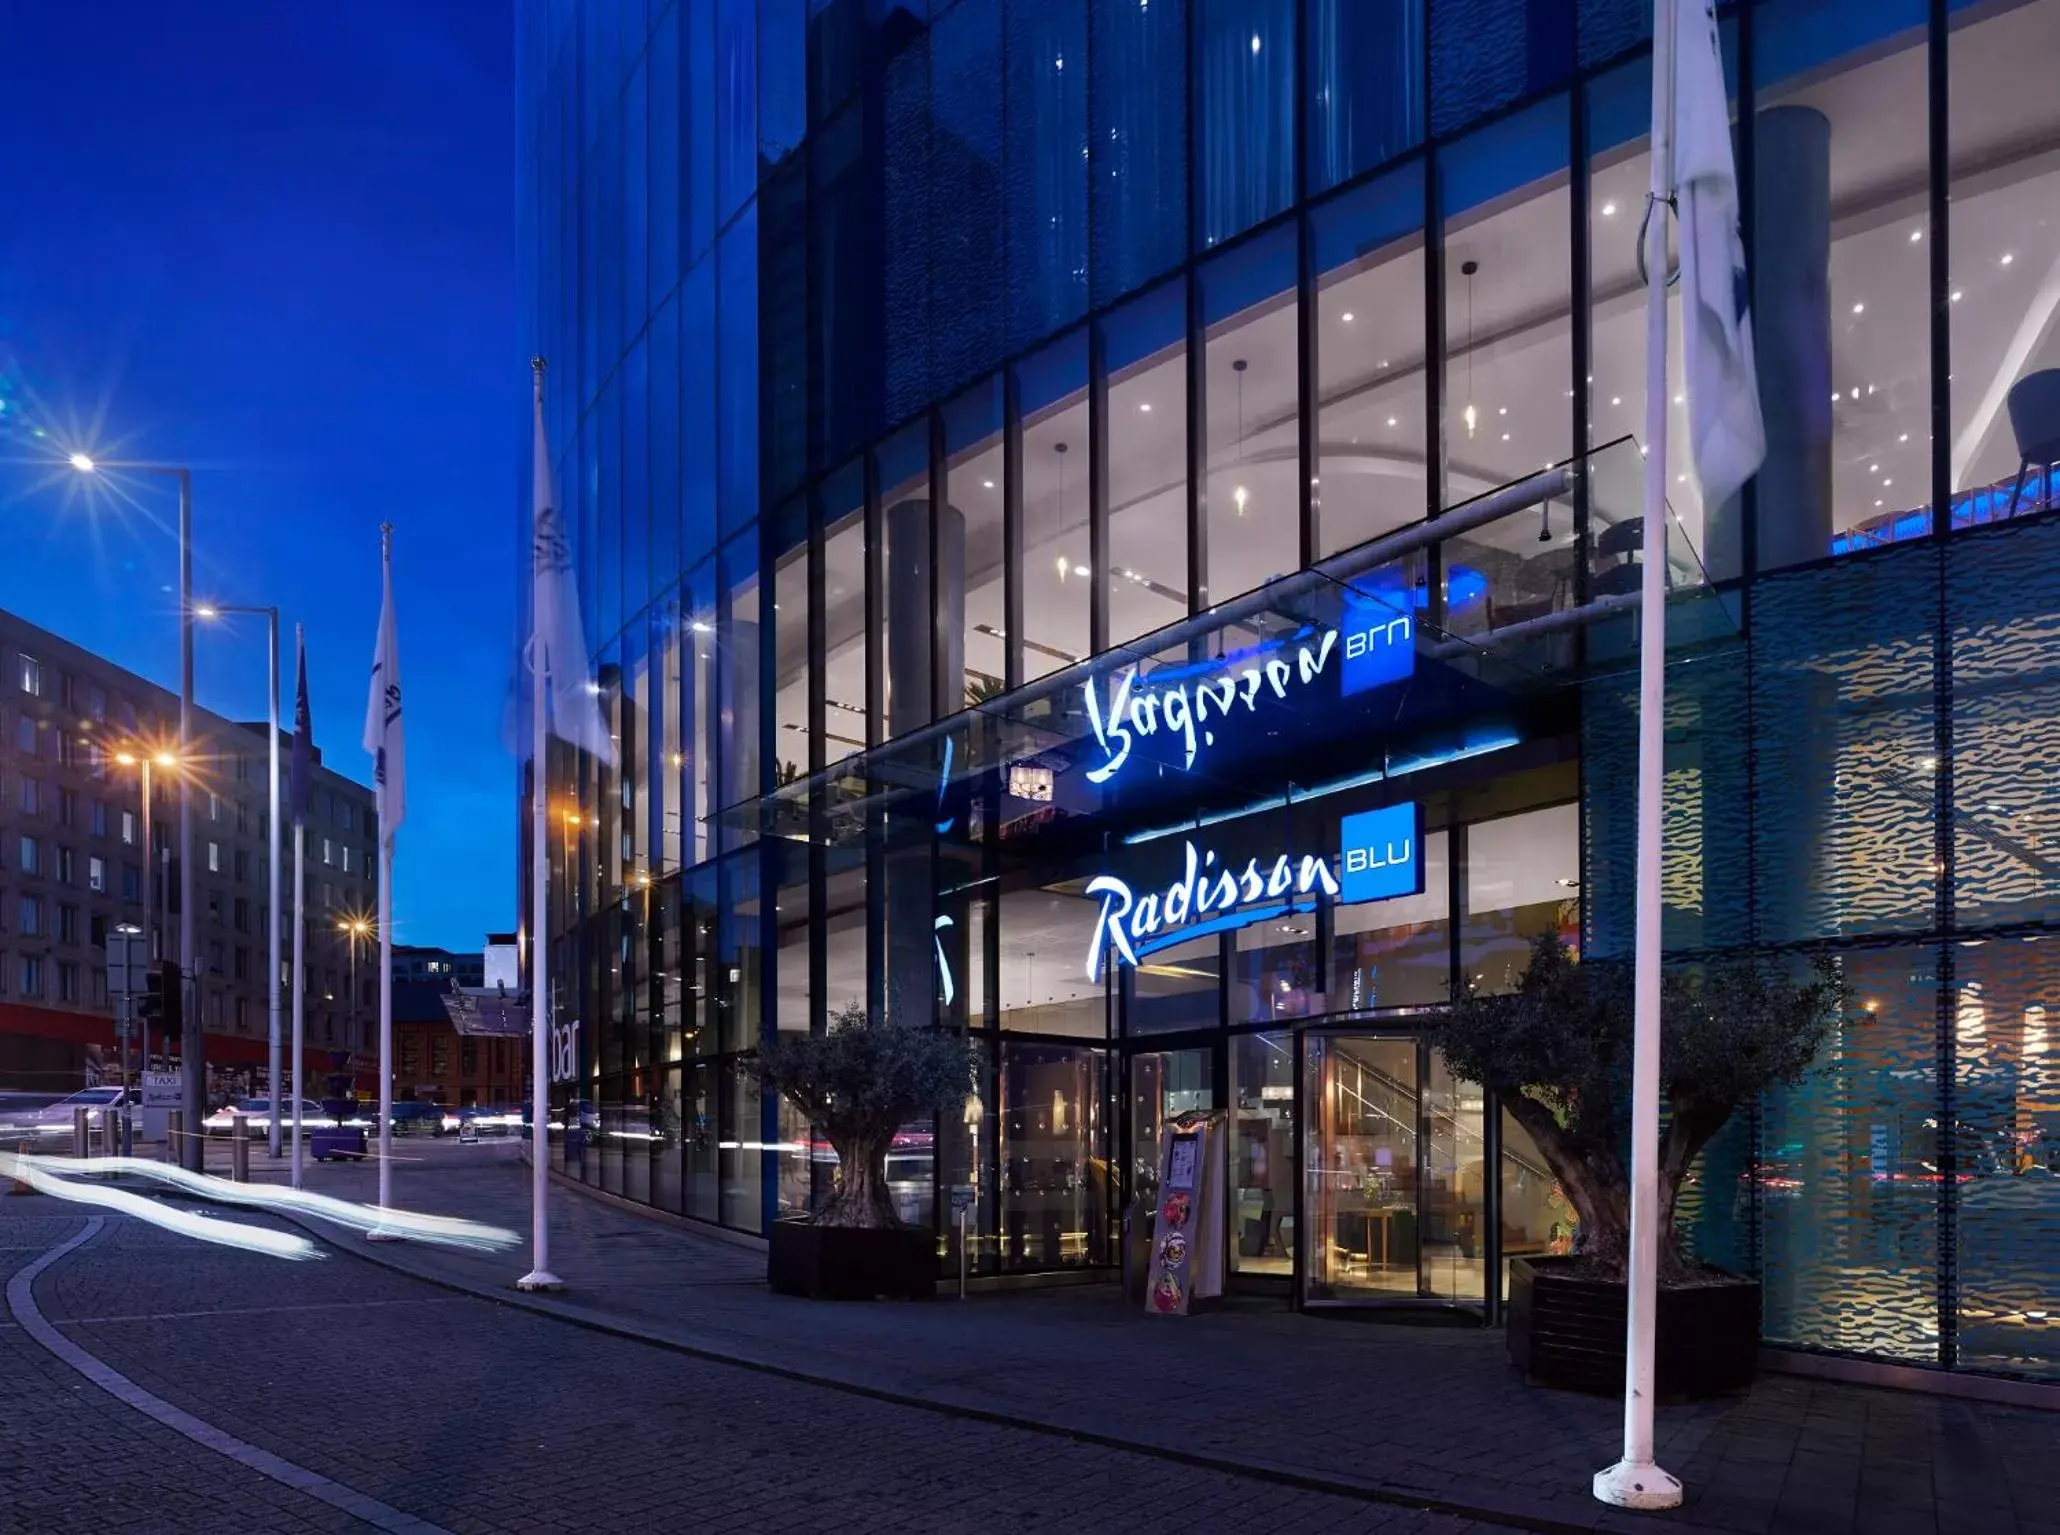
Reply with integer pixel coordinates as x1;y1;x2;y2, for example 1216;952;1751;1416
754;1004;978;1230
1425;934;1842;1283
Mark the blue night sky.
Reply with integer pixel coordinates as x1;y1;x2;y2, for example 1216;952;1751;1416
0;2;516;951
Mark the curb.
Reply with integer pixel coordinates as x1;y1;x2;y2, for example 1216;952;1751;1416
273;1200;1730;1535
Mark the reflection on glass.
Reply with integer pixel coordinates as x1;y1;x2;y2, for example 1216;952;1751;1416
1231;1032;1295;1275
1202;226;1300;607
1499;1103;1572;1302
1461;806;1578;994
1129;933;1221;1034
1232;914;1320;1025
820;467;869;762
1334;829;1450;1010
999;1042;1109;1270
1016;332;1091;683
999;886;1105;1037
945;379;1005;712
1104;285;1191;645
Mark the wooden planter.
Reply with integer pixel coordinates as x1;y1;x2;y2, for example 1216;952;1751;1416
1507;1256;1759;1400
767;1219;937;1300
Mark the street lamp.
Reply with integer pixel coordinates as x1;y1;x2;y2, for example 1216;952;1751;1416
198;603;283;1155
337;914;373;1069
111;744;179;1070
73;453;201;1172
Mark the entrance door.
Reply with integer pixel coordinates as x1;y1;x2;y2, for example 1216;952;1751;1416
1301;1033;1487;1307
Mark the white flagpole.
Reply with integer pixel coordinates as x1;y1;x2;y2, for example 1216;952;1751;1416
374;523;398;1230
291;744;306;1190
266;610;282;1160
520;357;562;1292
1595;0;1682;1511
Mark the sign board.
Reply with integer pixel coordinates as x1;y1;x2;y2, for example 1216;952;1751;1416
1143;1110;1227;1317
1338;802;1426;905
105;931;149;998
140;1071;182;1109
949;1183;976;1215
458;1119;481;1144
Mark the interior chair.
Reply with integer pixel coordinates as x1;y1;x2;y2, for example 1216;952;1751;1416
2006;369;2060;518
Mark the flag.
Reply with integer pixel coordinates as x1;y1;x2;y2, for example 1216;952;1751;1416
1674;0;1765;508
532;376;614;762
289;627;313;824
363;532;405;838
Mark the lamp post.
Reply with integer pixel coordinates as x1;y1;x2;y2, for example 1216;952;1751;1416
199;604;282;1154
112;746;178;1071
338;916;372;1072
73;454;200;1171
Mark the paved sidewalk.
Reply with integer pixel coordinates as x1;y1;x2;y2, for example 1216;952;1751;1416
240;1140;2057;1535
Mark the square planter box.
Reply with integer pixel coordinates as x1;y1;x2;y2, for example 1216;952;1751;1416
768;1219;937;1300
1507;1255;1759;1401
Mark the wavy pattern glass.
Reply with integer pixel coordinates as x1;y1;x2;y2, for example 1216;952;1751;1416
1752;548;1939;944
1759;945;1941;1364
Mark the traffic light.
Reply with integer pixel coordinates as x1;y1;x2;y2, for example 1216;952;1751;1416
138;960;181;1032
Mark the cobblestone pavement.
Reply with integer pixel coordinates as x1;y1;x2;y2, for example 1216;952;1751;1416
0;1196;1497;1535
239;1141;2060;1535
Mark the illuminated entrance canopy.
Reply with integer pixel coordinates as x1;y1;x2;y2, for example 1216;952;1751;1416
1081;588;1416;786
1084;799;1423;981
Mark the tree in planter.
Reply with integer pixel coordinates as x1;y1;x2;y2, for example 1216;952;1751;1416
1427;934;1844;1283
755;1003;978;1229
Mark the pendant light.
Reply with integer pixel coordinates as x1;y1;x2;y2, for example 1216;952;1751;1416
1461;259;1480;439
1232;358;1250;515
1053;441;1072;581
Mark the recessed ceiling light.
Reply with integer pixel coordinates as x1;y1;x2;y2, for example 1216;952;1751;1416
1910;229;1923;243
1899;433;1909;443
1498;406;1508;416
1875;499;1884;507
982;479;995;489
1601;201;1618;217
1852;301;1865;315
1501;432;1510;442
2001;252;2015;266
1610;396;1622;407
1672;393;1684;404
1870;463;1879;473
1139;401;1152;413
1386;416;1398;428
1676;473;1687;484
1883;478;1893;487
1250;33;1260;53
1951;290;1963;303
1341;311;1355;323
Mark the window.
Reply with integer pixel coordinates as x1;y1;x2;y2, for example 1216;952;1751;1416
56;904;78;945
89;800;107;838
54;847;74;885
84;683;106;720
57;962;78;1003
1195;0;1295;248
13;715;34;755
19;897;41;937
1201;225;1300;606
233;945;249;981
18;837;39;876
1103;282;1191;645
120;864;139;902
209;791;221;823
1016;332;1091;683
57;788;76;827
207;939;224;975
18;776;39;816
17;654;42;696
20;956;42;998
234;897;250;933
340;845;352;875
235;996;249;1032
207;840;221;874
321;837;333;867
234;849;250;883
206;891;222;923
120;809;136;846
88;855;106;894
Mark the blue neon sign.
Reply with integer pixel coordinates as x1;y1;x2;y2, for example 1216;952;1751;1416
1083;800;1423;980
1338;802;1424;904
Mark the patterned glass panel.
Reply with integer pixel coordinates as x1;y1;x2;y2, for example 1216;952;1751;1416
1752;547;1938;944
1951;519;2060;930
1760;945;1941;1364
1953;937;2060;1379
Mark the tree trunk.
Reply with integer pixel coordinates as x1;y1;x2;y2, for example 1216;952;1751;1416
1501;1091;1635;1277
813;1132;900;1228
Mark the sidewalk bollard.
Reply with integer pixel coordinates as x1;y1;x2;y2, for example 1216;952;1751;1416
230;1129;250;1183
73;1107;90;1158
163;1111;183;1165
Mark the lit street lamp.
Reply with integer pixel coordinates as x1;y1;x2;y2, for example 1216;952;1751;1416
73;454;201;1171
337;915;373;1070
111;745;179;1071
199;603;284;1155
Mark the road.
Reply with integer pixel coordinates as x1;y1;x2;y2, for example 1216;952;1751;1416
0;1195;1491;1535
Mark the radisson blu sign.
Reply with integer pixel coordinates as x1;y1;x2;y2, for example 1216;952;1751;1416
1084;800;1425;981
1081;589;1415;786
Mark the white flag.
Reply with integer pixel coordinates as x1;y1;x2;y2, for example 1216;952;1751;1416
532;381;614;763
1674;0;1765;509
364;533;406;838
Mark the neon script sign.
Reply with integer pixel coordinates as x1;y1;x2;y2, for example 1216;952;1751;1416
1085;842;1340;982
1083;801;1423;981
1081;596;1414;785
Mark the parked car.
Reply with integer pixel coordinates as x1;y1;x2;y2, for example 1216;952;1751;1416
201;1098;336;1138
388;1101;446;1137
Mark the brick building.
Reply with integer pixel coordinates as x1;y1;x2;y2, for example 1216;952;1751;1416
0;609;376;1096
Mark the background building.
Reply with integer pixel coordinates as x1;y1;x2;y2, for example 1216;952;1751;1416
517;0;2060;1387
0;608;377;1096
392;943;486;988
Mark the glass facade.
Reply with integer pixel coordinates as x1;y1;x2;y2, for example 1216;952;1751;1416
519;0;2060;1383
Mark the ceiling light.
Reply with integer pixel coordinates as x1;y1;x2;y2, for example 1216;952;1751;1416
1498;406;1508;416
1875;499;1884;507
1341;311;1355;323
1601;200;1618;217
1951;290;1963;303
1882;478;1892;487
1139;401;1152;413
1610;396;1622;407
1673;392;1684;404
1249;32;1260;53
982;479;994;489
2001;252;2015;266
1852;301;1865;315
1501;432;1510;442
1233;484;1249;515
1869;463;1879;473
1676;473;1687;484
1910;229;1923;243
690;620;712;633
1386;416;1398;428
1899;433;1909;443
